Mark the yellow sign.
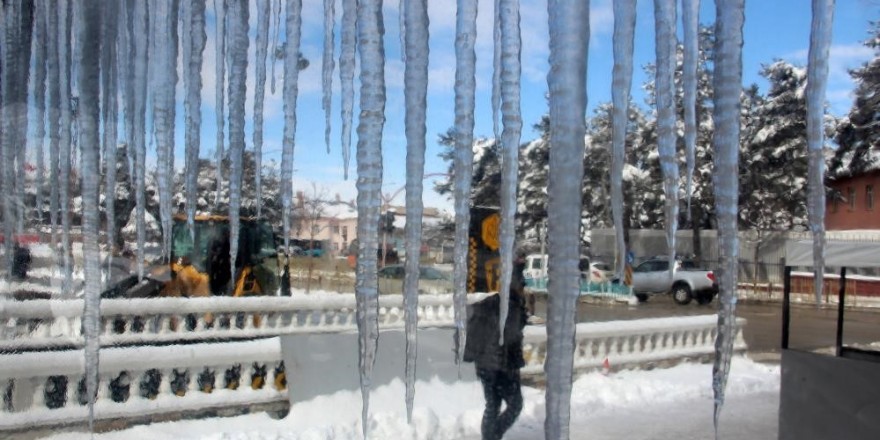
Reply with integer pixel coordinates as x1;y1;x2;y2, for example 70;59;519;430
481;213;501;251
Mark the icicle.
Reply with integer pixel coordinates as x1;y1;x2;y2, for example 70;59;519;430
227;0;249;293
270;0;282;94
496;0;522;345
77;0;102;430
102;0;119;264
402;0;429;422
152;0;179;263
118;3;135;189
214;0;227;208
806;0;834;305
281;0;302;254
322;0;336;154
711;0;744;435
355;0;385;436
611;0;636;280
682;0;699;221
544;1;589;438
46;0;61;250
32;5;48;228
133;0;149;280
491;0;501;140
339;0;356;179
254;0;270;219
399;0;406;62
1;0;35;274
58;0;74;294
452;0;478;370
184;0;207;239
654;0;678;278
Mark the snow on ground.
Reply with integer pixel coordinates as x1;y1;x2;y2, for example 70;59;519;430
44;357;779;440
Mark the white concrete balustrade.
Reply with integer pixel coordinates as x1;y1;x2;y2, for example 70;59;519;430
0;292;746;432
0;338;286;431
0;294;468;350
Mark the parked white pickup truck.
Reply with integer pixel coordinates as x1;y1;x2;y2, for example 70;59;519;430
630;257;718;305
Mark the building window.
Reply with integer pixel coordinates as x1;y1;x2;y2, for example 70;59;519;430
848;187;856;211
832;196;839;213
867;185;874;211
331;225;340;234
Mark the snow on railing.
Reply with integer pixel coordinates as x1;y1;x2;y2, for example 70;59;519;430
521;315;747;375
0;314;745;432
0;338;286;431
0;294;474;350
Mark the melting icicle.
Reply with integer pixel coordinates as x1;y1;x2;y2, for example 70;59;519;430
497;0;522;345
654;0;678;278
1;0;34;274
355;0;386;436
611;0;636;280
58;0;74;294
402;0;429;422
77;0;102;430
281;0;302;255
451;0;478;369
32;6;48;228
711;0;744;434
682;0;700;220
491;0;501;139
254;0;269;219
544;1;589;438
322;0;336;154
399;0;406;62
133;0;149;280
339;0;356;179
227;0;249;292
806;0;834;305
271;0;282;94
102;0;119;263
46;0;61;249
184;0;207;238
118;4;135;190
152;0;179;262
214;0;227;208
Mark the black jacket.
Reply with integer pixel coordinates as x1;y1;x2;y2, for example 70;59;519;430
462;292;528;371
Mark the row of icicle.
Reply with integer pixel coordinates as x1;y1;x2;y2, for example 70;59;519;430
0;0;834;438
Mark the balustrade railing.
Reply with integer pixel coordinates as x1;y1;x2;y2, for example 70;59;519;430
0;294;474;350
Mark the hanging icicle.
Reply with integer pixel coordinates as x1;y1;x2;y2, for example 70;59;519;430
497;0;522;345
271;0;282;94
355;0;386;436
491;0;502;140
281;0;302;254
214;0;227;208
254;0;270;219
102;0;119;264
46;0;61;250
682;0;700;221
322;0;336;155
133;0;150;281
151;0;179;263
402;0;429;422
452;0;478;369
339;0;356;179
545;0;590;438
58;0;74;294
711;0;744;435
184;0;207;238
32;5;48;228
227;0;249;293
654;0;679;278
611;0;636;280
1;0;35;275
77;0;102;430
118;3;134;192
806;0;834;305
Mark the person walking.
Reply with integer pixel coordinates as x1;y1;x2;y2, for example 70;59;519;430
464;266;529;440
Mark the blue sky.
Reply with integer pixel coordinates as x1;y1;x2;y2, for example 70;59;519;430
160;0;877;213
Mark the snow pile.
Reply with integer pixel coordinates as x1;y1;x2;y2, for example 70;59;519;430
43;357;778;440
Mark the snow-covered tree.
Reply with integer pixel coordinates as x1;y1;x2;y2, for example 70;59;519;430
831;21;880;176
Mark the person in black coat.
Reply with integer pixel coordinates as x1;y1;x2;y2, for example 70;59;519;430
463;264;529;440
